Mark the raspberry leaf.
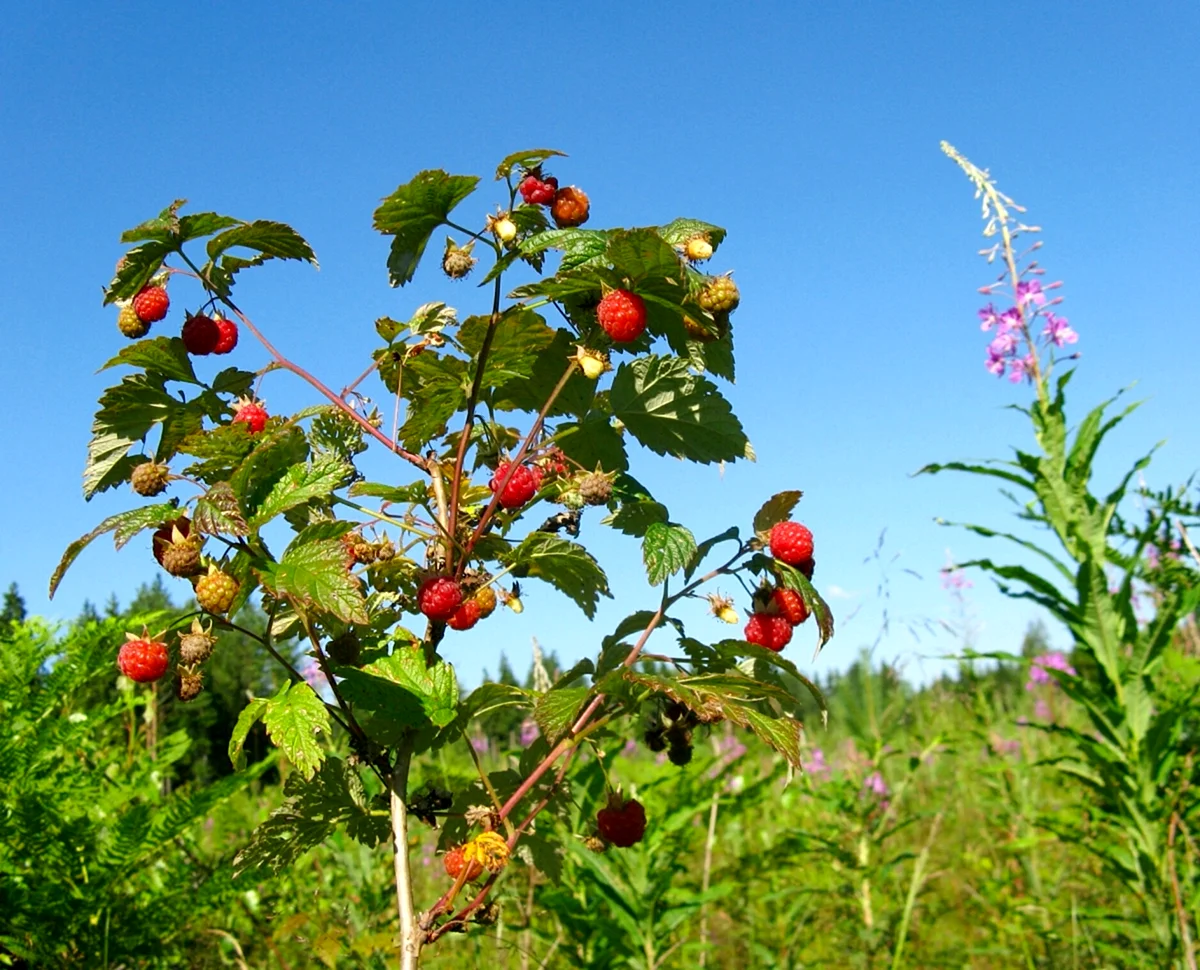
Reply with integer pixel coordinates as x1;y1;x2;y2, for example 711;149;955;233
229;426;310;515
610;355;752;465
250;457;356;529
228;697;269;770
714;639;829;719
49;503;177;597
642;522;698;587
211;367;257;396
85;375;181;498
501;534;611;619
262;681;331;781
605;229;687;289
193;482;249;537
460;682;532;720
206;220;318;266
119;200;186;243
555;411;629;473
753;491;804;535
348;480;429;505
257;537;368;625
657;218;728;252
533;686;589;745
179;425;258;484
491;328;596;418
100;337;201;386
104;240;173;304
775;561;834;653
373;170;481;287
395;354;470;450
458;308;557;392
494;148;566;180
177;212;241;240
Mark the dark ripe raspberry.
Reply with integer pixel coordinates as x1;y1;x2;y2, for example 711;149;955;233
212;315;239;354
597;796;647;848
489;462;542;510
118;634;170;683
597;289;647;343
447;599;482;631
744;612;793;652
327;630;361;666
118;304;151;338
177;619;216;665
799;557;816;581
519;174;558;206
232;397;269;434
130;461;170;497
769;521;814;567
132;285;170;323
473;586;497;618
174;668;204;702
697;275;740;315
418;576;463;622
195;566;240;615
182;314;220;355
578;472;613;506
443;846;484;881
771;587;810;626
551;186;590;228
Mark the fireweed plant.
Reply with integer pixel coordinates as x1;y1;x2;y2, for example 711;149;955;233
51;150;834;966
926;143;1200;961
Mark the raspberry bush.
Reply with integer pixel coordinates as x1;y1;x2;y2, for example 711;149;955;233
50;148;834;966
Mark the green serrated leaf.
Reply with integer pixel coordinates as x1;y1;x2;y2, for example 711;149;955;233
193;481;249;536
229;697;269;770
534;686;589;744
642;522;697;586
99;336;201;385
207;220;318;266
753;490;804;535
491;327;595;418
373;170;480;287
350;646;459;729
495;148;566;179
84;374;182;498
229;426;310;513
119;200;185;243
775;562;834;652
179;424;257;484
657;218;728;251
502;534;611;619
461;682;532;719
251;456;354;527
606;229;687;288
262;681;330;780
555;410;629;473
347;480;429;504
610;355;751;465
603;499;669;538
49;503;176;597
257;538;368;624
105;240;174;304
458;307;557;392
177;212;241;240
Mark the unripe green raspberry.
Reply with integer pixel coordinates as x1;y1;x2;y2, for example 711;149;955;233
195;565;240;615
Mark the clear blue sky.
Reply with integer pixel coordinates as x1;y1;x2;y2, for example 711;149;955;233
2;1;1197;687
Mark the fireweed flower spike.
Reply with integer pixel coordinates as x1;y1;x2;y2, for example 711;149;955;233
942;141;1079;385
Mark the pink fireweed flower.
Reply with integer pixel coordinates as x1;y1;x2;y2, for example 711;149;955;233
1026;651;1076;690
802;747;831;780
1007;354;1034;384
1042;312;1078;347
1034;698;1052;721
999;307;1022;332
978;304;1002;331
861;771;889;799
519;718;539;747
941;566;973;591
986;352;1007;377
989;332;1018;357
1016;279;1046;306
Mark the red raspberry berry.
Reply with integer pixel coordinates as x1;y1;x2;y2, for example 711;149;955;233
447;599;482;631
769;520;814;567
772;588;810;626
489;462;542;510
232;397;269;434
443;846;484;881
118;633;170;683
597;289;647;343
597;796;647;848
132;285;170;323
181;314;220;355
744;612;793;652
212;315;239;354
519;174;558;206
418;576;463;622
551;186;590;228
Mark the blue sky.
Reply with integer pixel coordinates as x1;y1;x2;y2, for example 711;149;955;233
2;2;1197;687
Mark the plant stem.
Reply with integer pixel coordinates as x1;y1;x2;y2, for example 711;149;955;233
890;812;942;970
390;737;422;969
698;789;720;967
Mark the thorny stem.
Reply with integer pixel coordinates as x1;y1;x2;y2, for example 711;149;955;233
457;363;578;578
177;250;426;470
448;273;505;552
390;737;422;970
